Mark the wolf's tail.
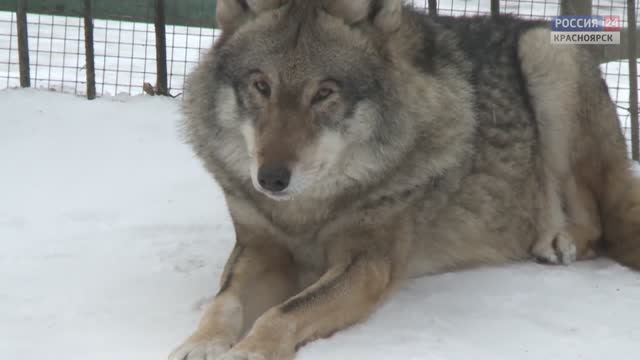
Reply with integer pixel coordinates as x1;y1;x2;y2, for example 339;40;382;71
600;161;640;270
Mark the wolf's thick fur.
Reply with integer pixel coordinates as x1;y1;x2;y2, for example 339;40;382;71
169;1;640;359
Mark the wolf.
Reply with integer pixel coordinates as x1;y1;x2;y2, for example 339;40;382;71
169;1;640;359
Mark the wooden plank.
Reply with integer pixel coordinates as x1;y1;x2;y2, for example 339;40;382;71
0;0;218;28
17;0;30;87
154;0;168;96
627;0;639;161
561;0;592;15
491;0;499;16
428;0;437;17
83;0;95;99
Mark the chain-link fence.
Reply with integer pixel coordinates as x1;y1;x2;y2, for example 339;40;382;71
0;0;638;152
0;1;217;97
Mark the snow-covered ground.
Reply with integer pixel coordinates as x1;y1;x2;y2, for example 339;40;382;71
1;89;639;360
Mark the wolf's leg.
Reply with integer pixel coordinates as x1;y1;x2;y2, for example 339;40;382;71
519;27;584;265
169;241;297;360
532;229;578;265
531;175;578;265
218;252;395;360
531;177;600;264
564;177;601;260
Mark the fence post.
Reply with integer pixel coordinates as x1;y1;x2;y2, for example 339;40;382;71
561;0;592;15
154;0;169;96
428;0;437;17
628;0;639;161
83;0;96;100
16;0;30;88
491;0;500;16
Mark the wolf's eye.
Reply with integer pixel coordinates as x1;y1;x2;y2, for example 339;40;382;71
254;81;271;98
312;88;334;104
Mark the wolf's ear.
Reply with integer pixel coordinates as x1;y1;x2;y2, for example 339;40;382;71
323;0;402;33
216;0;287;33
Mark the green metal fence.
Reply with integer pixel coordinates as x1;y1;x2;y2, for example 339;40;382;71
0;0;217;27
0;0;219;98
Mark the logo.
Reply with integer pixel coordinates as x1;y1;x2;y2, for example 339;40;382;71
550;15;621;44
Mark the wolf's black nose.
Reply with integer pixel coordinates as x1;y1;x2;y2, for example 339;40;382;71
258;163;291;193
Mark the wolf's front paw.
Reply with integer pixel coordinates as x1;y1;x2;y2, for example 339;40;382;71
532;230;577;265
168;339;232;360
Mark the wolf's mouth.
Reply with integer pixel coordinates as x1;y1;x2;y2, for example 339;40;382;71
260;189;295;202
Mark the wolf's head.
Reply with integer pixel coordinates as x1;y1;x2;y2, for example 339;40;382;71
184;0;464;201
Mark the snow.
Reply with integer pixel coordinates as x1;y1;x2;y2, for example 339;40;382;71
1;89;639;360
